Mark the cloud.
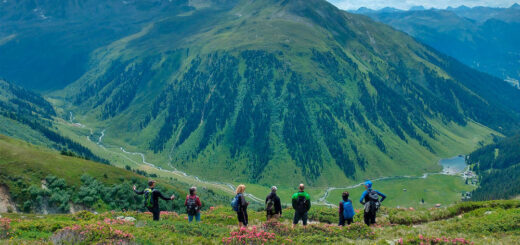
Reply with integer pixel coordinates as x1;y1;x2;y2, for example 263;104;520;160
327;0;519;10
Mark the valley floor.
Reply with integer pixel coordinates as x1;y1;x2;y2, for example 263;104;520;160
0;200;518;244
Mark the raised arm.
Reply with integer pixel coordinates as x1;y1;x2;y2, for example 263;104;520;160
156;190;174;201
133;185;144;195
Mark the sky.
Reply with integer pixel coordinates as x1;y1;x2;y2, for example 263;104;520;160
327;0;519;10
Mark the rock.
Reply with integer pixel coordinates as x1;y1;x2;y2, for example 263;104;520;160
124;217;136;222
457;215;463;219
435;204;442;208
93;211;98;215
484;211;493;215
116;216;125;220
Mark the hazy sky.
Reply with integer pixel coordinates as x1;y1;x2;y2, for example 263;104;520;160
327;0;519;10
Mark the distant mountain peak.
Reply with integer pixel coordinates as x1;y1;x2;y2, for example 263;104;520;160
409;6;426;11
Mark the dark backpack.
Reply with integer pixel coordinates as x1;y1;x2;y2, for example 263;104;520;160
266;197;275;215
186;196;198;215
365;190;380;213
144;188;155;208
231;194;240;212
296;195;308;213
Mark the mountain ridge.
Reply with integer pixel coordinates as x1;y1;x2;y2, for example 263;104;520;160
45;0;520;186
355;4;520;88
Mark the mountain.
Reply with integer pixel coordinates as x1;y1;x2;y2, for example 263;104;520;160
0;0;194;91
0;79;108;163
355;5;520;88
34;0;520;186
468;134;520;201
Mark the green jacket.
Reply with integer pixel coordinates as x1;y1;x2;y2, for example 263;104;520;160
291;191;311;212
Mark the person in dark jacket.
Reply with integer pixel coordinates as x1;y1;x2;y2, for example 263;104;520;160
291;184;311;228
133;180;175;221
359;180;386;226
265;186;282;221
339;191;355;226
236;184;249;227
185;186;202;222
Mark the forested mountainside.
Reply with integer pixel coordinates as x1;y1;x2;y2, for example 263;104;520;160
0;0;196;91
0;79;107;163
0;135;207;213
468;134;520;200
48;0;520;185
355;4;520;88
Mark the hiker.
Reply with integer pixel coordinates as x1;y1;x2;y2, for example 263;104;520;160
359;180;386;226
231;184;249;227
339;191;355;226
291;183;311;228
185;186;202;223
265;186;282;221
133;180;175;221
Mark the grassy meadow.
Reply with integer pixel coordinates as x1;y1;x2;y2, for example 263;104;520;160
1;200;519;244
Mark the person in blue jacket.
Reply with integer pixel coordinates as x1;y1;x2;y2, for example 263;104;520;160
359;180;386;226
339;191;355;226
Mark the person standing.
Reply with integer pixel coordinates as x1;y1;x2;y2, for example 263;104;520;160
185;186;202;223
232;184;249;227
359;180;386;226
339;191;355;226
265;186;282;221
291;183;311;228
133;180;175;221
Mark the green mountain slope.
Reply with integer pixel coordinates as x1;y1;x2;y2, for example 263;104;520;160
356;5;520;88
0;79;109;163
0;0;195;91
53;0;520;186
0;134;227;213
468;134;520;200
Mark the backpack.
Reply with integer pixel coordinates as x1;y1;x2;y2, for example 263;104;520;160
296;195;308;213
364;190;380;213
144;188;155;208
367;190;380;202
231;194;240;212
186;196;198;215
342;200;355;219
266;196;275;215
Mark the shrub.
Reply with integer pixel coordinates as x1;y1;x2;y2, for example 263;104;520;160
51;223;135;245
0;218;11;239
221;226;276;245
73;211;97;221
389;200;520;225
399;235;473;244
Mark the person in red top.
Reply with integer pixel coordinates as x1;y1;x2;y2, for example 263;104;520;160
185;186;202;222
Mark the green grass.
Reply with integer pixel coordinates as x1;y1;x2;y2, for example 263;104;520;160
0;134;188;206
1;200;519;244
326;174;475;209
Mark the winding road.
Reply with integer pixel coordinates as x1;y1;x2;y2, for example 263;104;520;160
67;113;263;203
67;112;467;206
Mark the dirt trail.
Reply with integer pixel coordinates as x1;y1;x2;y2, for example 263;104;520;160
66;113;263;203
